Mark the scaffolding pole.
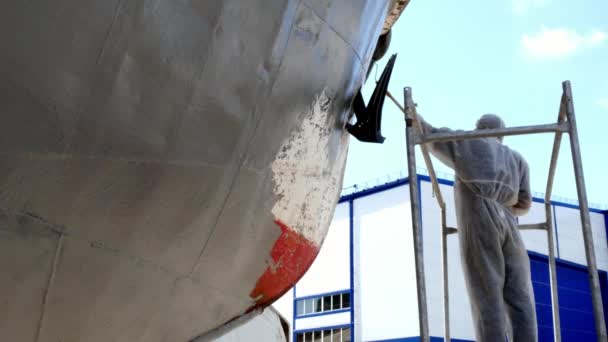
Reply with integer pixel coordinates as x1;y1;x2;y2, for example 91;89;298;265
563;81;607;340
543;90;567;342
388;80;607;342
403;87;430;342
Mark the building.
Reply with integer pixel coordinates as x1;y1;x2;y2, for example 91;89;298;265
272;175;608;341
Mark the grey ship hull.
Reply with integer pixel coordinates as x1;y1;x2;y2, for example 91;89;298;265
0;0;406;341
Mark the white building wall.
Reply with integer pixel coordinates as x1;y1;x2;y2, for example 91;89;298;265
272;289;293;337
296;202;351;298
353;185;419;341
518;201;558;256
419;181;475;341
555;205;587;266
211;308;288;342
554;206;608;270
590;212;608;271
295;311;350;331
273;175;608;342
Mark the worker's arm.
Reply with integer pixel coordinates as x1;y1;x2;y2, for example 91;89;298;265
416;114;458;169
512;157;532;216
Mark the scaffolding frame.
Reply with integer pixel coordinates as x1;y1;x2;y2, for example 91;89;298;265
386;81;607;342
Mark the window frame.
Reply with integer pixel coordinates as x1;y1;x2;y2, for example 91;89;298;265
294;290;351;318
294;326;351;342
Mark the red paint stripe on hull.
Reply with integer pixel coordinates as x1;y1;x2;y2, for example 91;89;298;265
248;219;319;310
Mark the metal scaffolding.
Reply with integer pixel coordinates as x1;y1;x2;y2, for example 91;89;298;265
386;81;607;342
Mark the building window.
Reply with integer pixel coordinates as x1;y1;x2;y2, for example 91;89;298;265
295;291;351;317
295;327;351;342
331;294;341;310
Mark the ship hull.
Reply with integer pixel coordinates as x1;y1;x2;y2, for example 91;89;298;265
0;0;394;340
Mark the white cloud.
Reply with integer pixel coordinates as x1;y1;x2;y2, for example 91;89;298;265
590;31;607;44
512;0;551;15
598;98;608;111
520;27;607;60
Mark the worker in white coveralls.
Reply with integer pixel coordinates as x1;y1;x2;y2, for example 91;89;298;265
418;113;537;341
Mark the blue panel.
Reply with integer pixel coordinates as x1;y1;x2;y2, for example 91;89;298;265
557;265;594;292
365;337;472;342
560;308;596;332
532;282;552;306
558;287;593;312
535;303;554;328
530;255;607;342
602;272;608;331
530;258;550;284
538;325;554;342
561;329;596;341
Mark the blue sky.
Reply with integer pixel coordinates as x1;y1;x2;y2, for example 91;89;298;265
344;0;608;208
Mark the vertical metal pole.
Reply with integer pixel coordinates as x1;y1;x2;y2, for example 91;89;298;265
404;87;430;342
348;199;356;342
563;80;608;341
388;88;448;340
544;93;567;342
545;202;561;342
441;211;451;342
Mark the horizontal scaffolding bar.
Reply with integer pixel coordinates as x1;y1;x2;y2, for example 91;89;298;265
518;222;548;231
445;227;458;235
445;223;548;235
417;123;570;144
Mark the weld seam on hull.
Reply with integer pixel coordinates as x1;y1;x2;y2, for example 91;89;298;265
95;0;125;65
300;1;364;65
34;233;64;342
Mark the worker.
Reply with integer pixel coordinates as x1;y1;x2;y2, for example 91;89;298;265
417;113;537;341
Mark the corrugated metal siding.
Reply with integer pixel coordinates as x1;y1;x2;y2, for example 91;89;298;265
530;253;607;341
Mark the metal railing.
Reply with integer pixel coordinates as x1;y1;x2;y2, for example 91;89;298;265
386;81;607;342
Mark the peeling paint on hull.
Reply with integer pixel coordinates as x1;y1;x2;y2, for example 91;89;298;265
270;89;348;246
